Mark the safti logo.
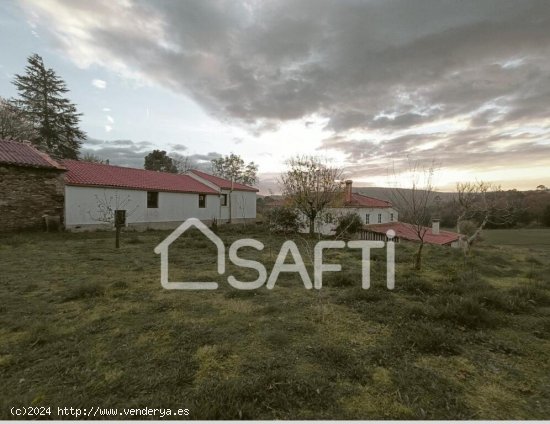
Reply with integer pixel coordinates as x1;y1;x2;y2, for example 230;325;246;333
154;218;396;290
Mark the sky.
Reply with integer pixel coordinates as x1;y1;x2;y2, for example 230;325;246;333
1;0;549;193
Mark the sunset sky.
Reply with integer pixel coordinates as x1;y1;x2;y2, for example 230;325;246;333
1;0;549;192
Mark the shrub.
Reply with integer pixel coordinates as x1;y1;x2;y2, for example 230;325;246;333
334;212;363;240
266;206;302;234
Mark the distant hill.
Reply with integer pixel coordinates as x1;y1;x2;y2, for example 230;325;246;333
353;186;457;205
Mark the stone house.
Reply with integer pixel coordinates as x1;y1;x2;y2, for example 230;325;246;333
0;139;66;231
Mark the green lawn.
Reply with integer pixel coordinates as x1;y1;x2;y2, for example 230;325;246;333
1;226;549;419
482;228;550;246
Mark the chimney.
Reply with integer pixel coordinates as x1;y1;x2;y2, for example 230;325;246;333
432;218;440;235
345;180;353;203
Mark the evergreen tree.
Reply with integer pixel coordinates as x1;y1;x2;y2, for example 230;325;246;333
12;54;85;158
144;150;177;173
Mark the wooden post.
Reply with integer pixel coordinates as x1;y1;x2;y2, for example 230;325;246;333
114;210;126;249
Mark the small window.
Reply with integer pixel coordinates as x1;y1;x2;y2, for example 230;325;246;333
199;194;206;208
365;214;370;224
390;213;394;222
220;194;228;206
378;213;382;223
147;191;159;208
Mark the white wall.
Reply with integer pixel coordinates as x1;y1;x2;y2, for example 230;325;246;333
300;206;399;235
65;186;220;228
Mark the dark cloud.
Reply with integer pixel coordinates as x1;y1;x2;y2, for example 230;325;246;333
170;143;187;151
82;138;221;170
25;0;550;180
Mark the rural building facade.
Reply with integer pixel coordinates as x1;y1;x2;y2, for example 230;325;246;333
0;139;258;232
62;160;258;230
313;180;400;235
0;140;66;231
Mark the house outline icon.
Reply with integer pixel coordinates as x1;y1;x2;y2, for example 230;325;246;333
154;218;225;290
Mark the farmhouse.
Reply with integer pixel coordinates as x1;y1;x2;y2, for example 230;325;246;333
314;180;400;235
0;139;258;231
0;139;66;231
62;160;258;230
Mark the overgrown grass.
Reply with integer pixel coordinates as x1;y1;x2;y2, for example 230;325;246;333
0;226;549;419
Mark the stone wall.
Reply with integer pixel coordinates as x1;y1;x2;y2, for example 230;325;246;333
0;165;65;231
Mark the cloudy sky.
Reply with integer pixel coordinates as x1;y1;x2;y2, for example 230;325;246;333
1;0;549;192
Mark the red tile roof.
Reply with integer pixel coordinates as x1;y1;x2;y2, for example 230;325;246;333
61;160;218;194
190;169;259;192
0;139;65;170
346;193;393;208
364;222;461;245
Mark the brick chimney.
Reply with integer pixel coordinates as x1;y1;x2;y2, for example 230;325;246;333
345;180;353;203
432;218;440;235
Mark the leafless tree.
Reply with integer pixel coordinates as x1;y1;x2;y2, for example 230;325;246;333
390;159;437;270
0;97;37;141
280;155;343;235
88;191;139;225
456;181;516;253
171;152;196;174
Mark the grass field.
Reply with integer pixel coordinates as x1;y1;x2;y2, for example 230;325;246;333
482;228;550;247
1;226;549;419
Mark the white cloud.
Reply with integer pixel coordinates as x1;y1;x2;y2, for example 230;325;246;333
106;115;114;123
102;107;111;112
92;79;107;89
105;125;113;132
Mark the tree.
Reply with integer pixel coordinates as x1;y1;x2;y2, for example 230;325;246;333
80;152;106;164
455;181;517;253
211;153;258;185
280;155;343;235
0;97;37;141
12;54;85;158
144;150;177;173
170;152;196;174
536;184;548;191
211;153;259;223
390;160;437;270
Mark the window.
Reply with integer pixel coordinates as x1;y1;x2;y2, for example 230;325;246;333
390;213;394;222
147;191;159;208
365;214;370;224
220;193;228;206
378;213;382;223
199;194;206;208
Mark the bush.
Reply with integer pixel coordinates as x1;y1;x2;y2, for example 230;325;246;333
334;212;363;240
266;206;302;234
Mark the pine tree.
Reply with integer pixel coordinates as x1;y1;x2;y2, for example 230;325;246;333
12;54;85;159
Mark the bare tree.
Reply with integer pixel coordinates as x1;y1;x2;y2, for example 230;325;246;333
0;97;37;141
390;160;437;270
88;191;139;225
280;155;343;235
456;181;516;253
79;152;106;163
171;152;196;174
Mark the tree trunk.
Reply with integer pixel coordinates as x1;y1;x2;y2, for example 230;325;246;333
414;242;424;270
309;217;315;235
464;214;489;255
